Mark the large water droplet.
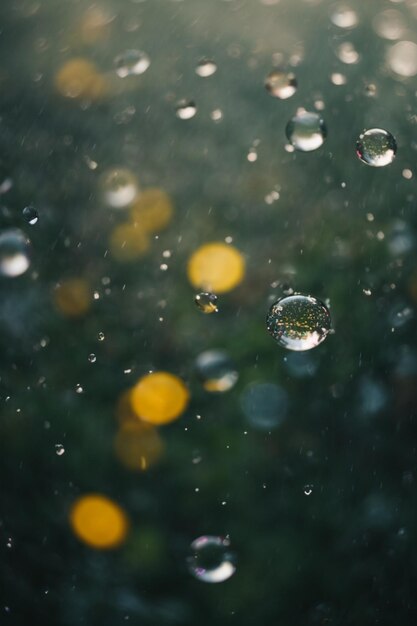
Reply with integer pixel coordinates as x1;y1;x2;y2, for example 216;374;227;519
176;100;197;120
194;292;218;314
265;70;297;99
195;59;217;77
114;50;150;77
285;110;327;151
356;128;397;167
195;350;238;392
0;228;31;278
101;167;139;208
187;536;236;583
266;294;331;351
23;205;38;225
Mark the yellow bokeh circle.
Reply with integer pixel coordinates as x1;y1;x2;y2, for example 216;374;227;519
53;278;92;317
131;371;189;425
70;494;129;549
187;242;245;293
114;421;164;471
55;58;107;100
110;222;150;262
130;188;173;233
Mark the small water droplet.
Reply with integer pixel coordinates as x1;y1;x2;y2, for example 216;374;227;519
304;484;313;496
194;292;218;314
187;535;236;583
330;5;358;29
22;205;38;225
265;70;297;99
101;167;139;209
98;332;105;341
195;350;238;392
75;384;84;394
114;49;150;77
195;59;217;77
0;228;31;277
55;444;65;456
356;128;397;167
285;110;327;152
88;353;97;363
6;538;12;548
176;100;197;120
266;294;331;351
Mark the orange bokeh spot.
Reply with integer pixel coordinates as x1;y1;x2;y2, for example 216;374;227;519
130;188;173;233
70;494;129;549
187;242;245;293
131;372;189;425
110;222;150;261
114;421;164;471
55;58;107;100
53;278;92;317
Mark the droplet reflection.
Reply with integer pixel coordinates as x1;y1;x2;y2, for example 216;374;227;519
187;535;236;583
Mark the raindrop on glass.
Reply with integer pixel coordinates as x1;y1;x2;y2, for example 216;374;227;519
98;332;105;341
356;129;397;167
266;294;331;351
176;100;197;120
195;59;217;77
23;205;38;225
285;110;327;152
304;484;314;496
55;444;65;456
330;5;358;29
88;353;97;363
101;168;138;209
265;70;297;99
187;535;236;583
195;350;238;392
114;50;150;77
0;228;31;278
194;292;218;314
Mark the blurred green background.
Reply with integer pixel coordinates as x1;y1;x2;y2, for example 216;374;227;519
1;0;417;624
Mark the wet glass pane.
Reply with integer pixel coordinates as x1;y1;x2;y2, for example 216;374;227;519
1;0;417;624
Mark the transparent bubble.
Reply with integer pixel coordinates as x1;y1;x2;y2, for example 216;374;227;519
330;5;358;29
356;128;397;167
176;100;197;120
187;536;236;583
240;382;288;430
266;294;331;351
22;205;38;225
285;110;327;151
304;484;314;495
0;228;31;278
265;70;297;99
88;353;97;363
195;350;238;392
194;292;218;314
373;9;405;41
101;167;139;208
387;41;417;77
55;444;65;456
114;50;150;77
195;59;217;77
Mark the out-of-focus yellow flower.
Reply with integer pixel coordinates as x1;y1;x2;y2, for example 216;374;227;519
78;6;114;45
130;188;173;233
53;278;92;317
110;222;150;261
114;421;164;471
55;58;107;100
187;242;245;293
131;371;189;425
70;494;129;549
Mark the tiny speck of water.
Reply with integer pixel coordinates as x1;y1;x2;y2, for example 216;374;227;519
265;70;297;99
266;294;332;351
55;444;65;456
195;292;218;314
98;332;105;341
75;384;84;394
187;535;237;583
304;484;314;496
23;205;38;225
176;100;197;120
114;50;150;77
356;128;397;167
285;110;327;151
88;353;97;363
195;59;217;77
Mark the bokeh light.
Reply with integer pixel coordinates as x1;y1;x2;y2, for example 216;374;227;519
110;222;150;262
70;494;129;549
55;58;107;100
131;371;189;425
53;278;92;318
130;188;173;233
187;242;245;293
114;421;164;471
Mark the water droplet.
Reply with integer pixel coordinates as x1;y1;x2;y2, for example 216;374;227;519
330;5;358;29
387;41;417;77
373;9;405;41
0;228;31;278
55;444;65;456
176;100;197;120
265;70;297;99
6;538;12;548
98;332;105;341
187;535;236;583
195;59;217;77
114;50;150;77
195;350;238;392
285;110;327;152
304;484;313;496
22;205;38;225
336;42;360;64
266;294;332;351
194;292;218;314
88;353;97;363
356;128;397;167
75;384;84;394
101;167;139;209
